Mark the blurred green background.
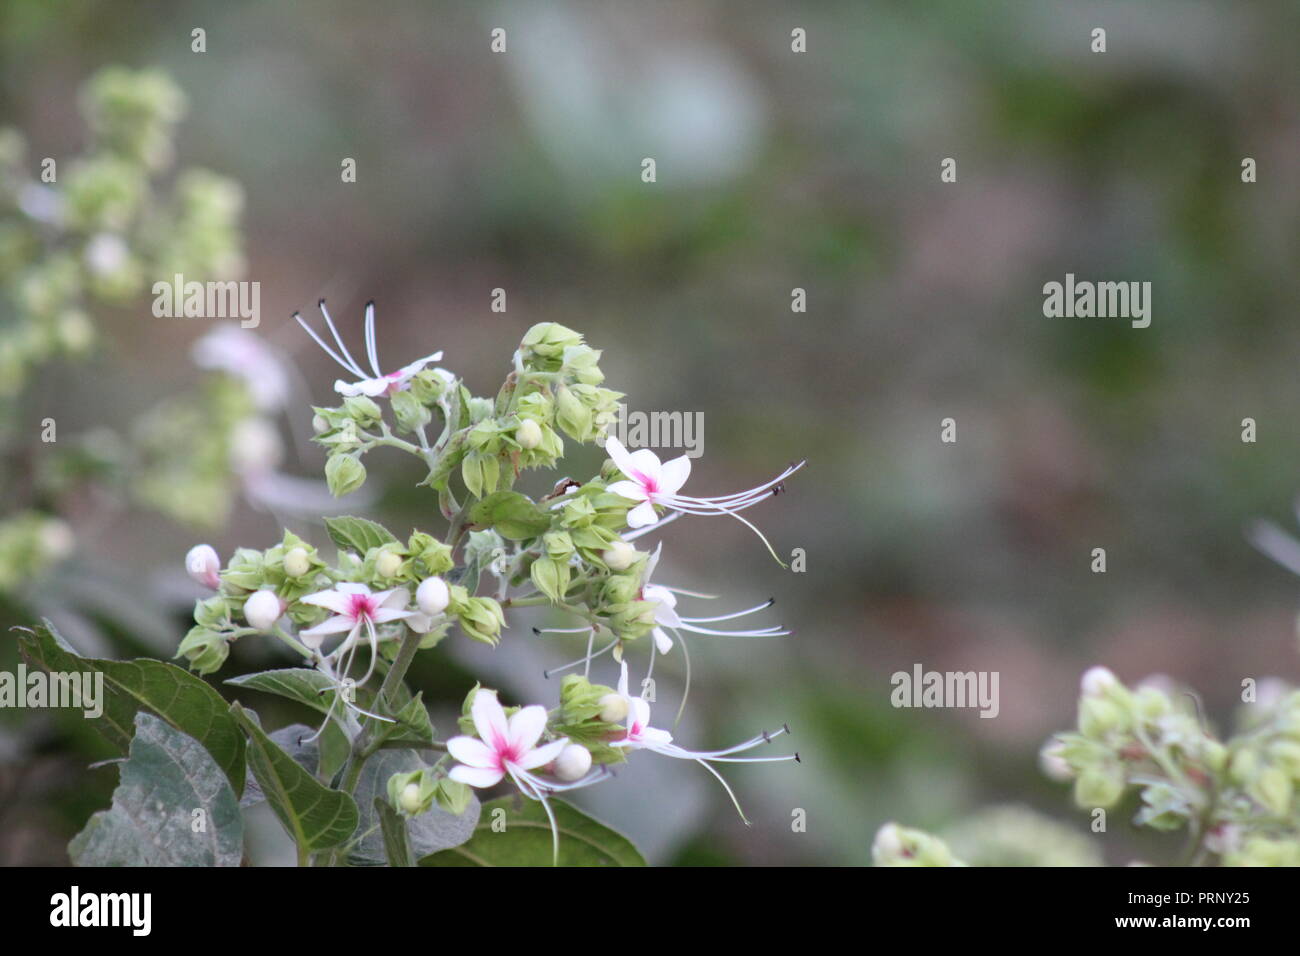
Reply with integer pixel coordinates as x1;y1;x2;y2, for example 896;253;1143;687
2;0;1299;865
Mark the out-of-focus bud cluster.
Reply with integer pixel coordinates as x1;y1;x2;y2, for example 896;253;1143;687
871;822;964;867
0;67;245;400
940;805;1103;867
0;511;74;593
1042;666;1300;865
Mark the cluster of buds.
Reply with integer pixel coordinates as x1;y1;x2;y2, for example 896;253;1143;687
176;312;803;861
1039;666;1300;864
0;67;244;399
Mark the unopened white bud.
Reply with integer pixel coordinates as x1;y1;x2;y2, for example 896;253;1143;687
417;576;450;615
873;823;905;859
283;547;310;578
1038;739;1073;781
186;544;222;589
375;550;403;578
601;540;638;571
399;782;423;814
553;743;592;782
516;417;543;450
243;589;282;631
598;693;628;723
311;414;329;435
1081;666;1119;698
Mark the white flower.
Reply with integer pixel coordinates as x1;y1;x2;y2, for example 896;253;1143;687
639;543;787;655
610;661;797;823
185;544;221;589
243;589;283;631
298;583;415;692
447;689;607;862
447;689;570;790
603;436;804;562
191;326;291;411
295;299;442;398
416;576;450;615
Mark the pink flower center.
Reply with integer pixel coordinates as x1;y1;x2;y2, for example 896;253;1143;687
633;471;658;494
348;593;378;621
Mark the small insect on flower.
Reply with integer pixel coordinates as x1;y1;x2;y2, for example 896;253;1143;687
602;436;804;564
295;299;443;398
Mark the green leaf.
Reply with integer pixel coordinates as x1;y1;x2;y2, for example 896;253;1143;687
229;702;359;853
375;798;415;867
324;514;398;554
226;668;340;718
371;691;436;749
469;491;551;540
348;749;480;865
16;621;246;797
69;712;243;866
420;796;646;867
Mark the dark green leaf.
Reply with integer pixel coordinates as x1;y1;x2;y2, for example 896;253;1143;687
230;703;359;853
324;515;399;554
420;796;646;867
375;798;415;867
469;491;551;540
69;713;243;866
16;621;245;796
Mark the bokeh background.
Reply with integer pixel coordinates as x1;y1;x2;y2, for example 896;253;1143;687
2;0;1299;865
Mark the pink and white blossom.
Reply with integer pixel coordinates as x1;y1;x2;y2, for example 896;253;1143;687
295;299;442;398
610;662;797;824
603;436;804;562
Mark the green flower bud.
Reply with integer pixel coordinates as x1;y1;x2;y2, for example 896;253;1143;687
872;823;958;867
435;779;472;816
457;596;506;646
609;600;658;640
515;417;543;450
520;322;583;367
343;395;381;427
176;625;229;675
391;388;432;433
1073;766;1125;809
283;547;311;579
409;369;448;405
325;453;367;497
387;769;437;817
1078;696;1127;739
559;673;620;723
530;556;571;604
555;385;593;441
1250;766;1293;816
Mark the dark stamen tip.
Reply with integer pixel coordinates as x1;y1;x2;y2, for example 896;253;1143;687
318;298;326;307
783;722;791;735
531;627;541;635
793;752;801;763
365;298;375;308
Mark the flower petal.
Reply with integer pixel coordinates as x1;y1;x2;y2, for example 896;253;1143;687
626;500;659;528
447;735;498;768
508;705;549;754
606;480;648;503
653;627;674;654
515;737;569;771
449;764;505;788
371;608;414;625
640;726;674;748
300;589;353;616
471;688;510;750
299;614;357;637
603;436;638;478
658;454;691;496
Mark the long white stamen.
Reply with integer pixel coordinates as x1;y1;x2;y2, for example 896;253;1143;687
680;599;775;623
623;511;681;541
673;628;691;730
295;311;366;378
318;300;368;378
363;300;381;378
678;622;788;637
544;639;617;678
